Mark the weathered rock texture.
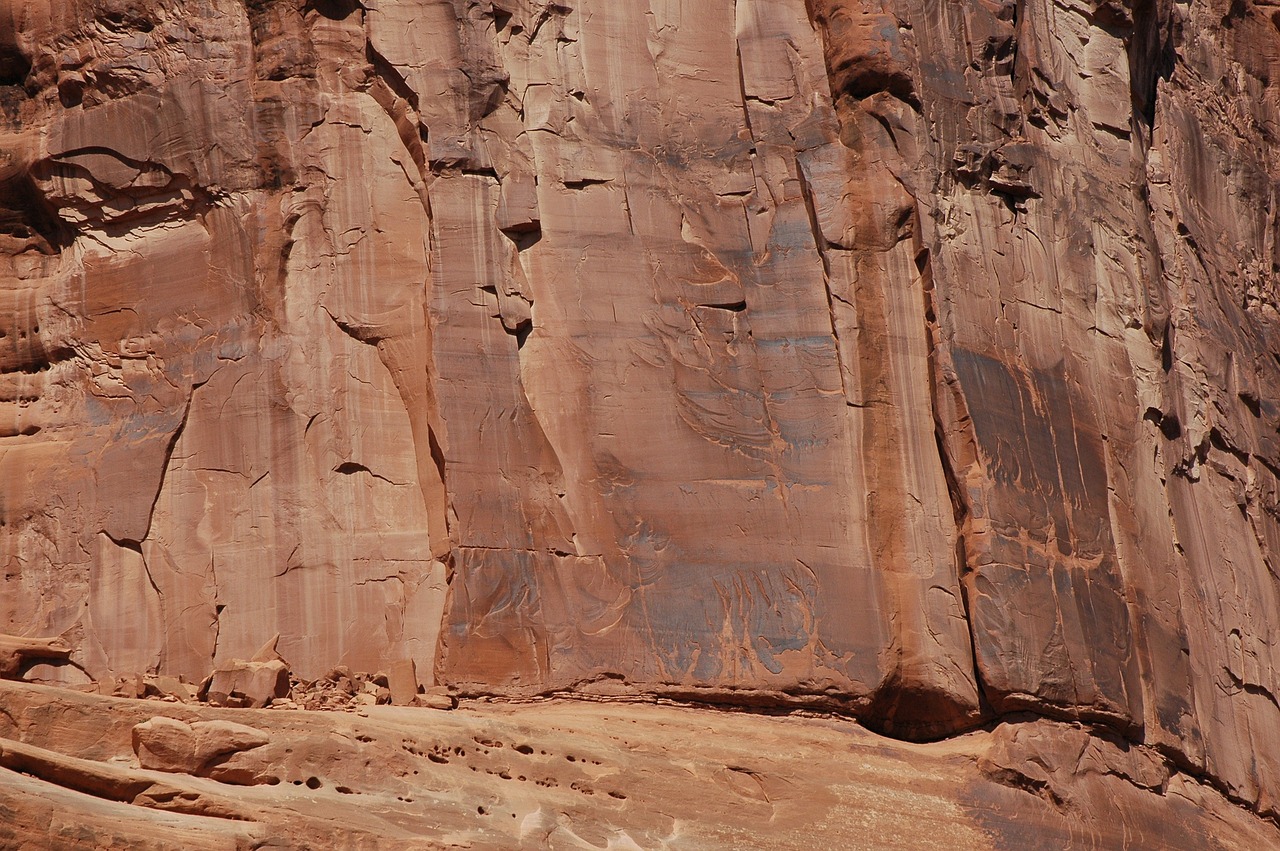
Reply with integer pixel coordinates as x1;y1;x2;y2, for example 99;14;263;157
3;680;1280;850
2;0;1280;845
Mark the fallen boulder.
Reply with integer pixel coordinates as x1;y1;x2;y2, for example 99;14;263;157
133;716;270;782
202;660;290;709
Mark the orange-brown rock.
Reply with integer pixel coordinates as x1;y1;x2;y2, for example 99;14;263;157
203;660;290;709
0;633;70;679
387;657;419;706
132;716;270;781
2;679;1278;850
2;0;1280;845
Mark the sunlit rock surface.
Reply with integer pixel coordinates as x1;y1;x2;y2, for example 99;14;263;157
2;0;1280;845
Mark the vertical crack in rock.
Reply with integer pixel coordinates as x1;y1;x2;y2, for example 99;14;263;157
803;0;984;738
209;533;225;657
1128;0;1177;134
102;533;162;605
793;156;848;405
355;13;455;563
142;382;197;546
918;239;995;721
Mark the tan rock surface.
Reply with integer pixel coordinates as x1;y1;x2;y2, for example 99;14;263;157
1;0;1279;844
3;680;1280;850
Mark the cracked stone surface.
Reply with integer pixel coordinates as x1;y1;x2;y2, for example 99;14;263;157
2;0;1280;845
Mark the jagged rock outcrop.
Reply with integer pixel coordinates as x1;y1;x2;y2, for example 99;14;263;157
0;633;70;678
2;0;1280;845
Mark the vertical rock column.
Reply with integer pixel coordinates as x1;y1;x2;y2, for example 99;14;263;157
423;0;980;735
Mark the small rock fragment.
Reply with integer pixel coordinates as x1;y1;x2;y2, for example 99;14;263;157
420;687;456;711
144;676;195;703
250;634;287;664
112;674;146;700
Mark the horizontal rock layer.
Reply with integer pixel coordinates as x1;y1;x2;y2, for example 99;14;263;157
1;0;1279;841
2;679;1279;849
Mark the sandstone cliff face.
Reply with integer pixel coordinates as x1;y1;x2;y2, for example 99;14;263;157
2;0;1280;843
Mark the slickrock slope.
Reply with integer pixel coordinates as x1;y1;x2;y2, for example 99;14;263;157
3;680;1280;850
2;0;1280;845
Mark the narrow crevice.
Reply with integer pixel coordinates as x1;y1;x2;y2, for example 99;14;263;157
211;598;225;667
916;231;999;729
323;307;382;345
1225;668;1280;713
511;319;532;350
334;460;404;486
734;26;756;143
561;177;610;190
502;226;542;252
697;301;746;313
364;41;420;113
1127;0;1177;134
426;425;452;544
305;0;359;21
101;530;142;555
793;157;852;407
455;544;596;558
141;385;197;544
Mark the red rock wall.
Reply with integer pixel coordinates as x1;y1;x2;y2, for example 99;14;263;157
2;0;1279;821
